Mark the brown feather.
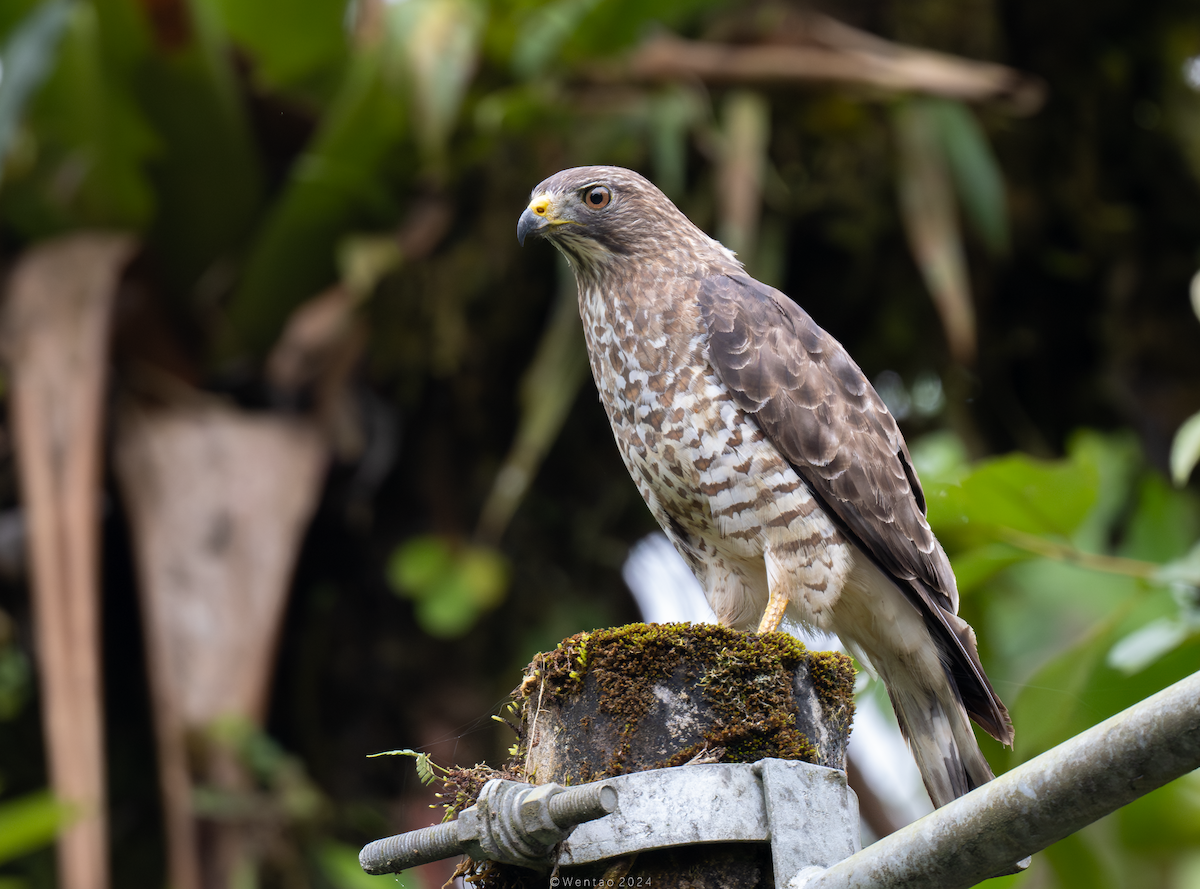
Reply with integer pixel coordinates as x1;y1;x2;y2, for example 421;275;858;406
698;272;1013;745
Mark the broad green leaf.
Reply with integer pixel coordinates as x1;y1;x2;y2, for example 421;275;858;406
985;557;1144;688
204;0;348;95
1009;617;1120;762
909;429;970;484
225;48;406;356
1170;410;1200;488
927;98;1010;255
0;0;74;182
950;542;1030;595
2;0;159;235
510;0;603;79
0;791;68;864
1120;472;1200;562
925;452;1098;550
137;0;264;303
1106;616;1191;674
1065;429;1141;553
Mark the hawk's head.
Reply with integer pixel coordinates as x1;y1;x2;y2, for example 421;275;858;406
517;165;738;276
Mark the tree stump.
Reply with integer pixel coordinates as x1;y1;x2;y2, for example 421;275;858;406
485;623;856;889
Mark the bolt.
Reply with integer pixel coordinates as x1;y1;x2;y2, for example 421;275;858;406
359;820;459;875
358;779;618;875
548;781;618;827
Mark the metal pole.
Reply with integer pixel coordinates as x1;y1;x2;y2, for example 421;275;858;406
794;670;1200;889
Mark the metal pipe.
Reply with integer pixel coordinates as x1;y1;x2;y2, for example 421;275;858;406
794;670;1200;889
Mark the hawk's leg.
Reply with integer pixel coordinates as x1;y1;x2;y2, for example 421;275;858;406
757;535;849;635
756;588;789;634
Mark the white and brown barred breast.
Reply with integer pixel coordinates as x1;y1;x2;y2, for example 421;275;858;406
575;265;853;632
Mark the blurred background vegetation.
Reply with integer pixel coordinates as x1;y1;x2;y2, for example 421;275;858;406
0;0;1199;887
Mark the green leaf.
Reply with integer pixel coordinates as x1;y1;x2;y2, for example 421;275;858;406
137;0;265;303
1042;831;1117;889
925;452;1099;550
1170;410;1200;487
0;791;68;864
2;0;159;234
909;429;971;485
1106;616;1190;674
388;536;454;596
510;0;602;80
224;47;406;356
1065;429;1141;553
1008;616;1119;762
0;0;74;182
927;98;1010;255
1121;472;1200;562
205;0;349;95
950;542;1030;595
387;535;510;638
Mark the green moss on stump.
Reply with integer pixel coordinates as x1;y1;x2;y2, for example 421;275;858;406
518;623;855;784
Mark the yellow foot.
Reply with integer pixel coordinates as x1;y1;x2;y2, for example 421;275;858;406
756;590;788;634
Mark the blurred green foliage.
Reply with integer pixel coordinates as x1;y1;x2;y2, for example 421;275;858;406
910;429;1200;888
388;535;510;637
0;792;67;870
0;0;1198;887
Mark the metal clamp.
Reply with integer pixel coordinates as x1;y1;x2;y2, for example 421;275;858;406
359;778;618;874
558;759;859;881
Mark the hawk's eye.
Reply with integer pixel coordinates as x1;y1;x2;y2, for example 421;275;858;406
584;186;612;209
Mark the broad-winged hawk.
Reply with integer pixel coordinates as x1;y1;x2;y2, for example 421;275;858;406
517;165;1013;807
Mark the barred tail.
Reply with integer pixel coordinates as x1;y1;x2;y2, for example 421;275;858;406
885;677;995;808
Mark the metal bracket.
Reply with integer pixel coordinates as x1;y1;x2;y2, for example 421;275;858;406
359;759;859;879
558;759;859;879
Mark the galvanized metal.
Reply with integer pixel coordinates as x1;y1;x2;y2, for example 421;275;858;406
557;759;859;871
791;669;1200;889
359;778;616;874
359;759;860;878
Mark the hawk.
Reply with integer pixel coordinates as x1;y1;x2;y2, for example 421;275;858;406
516;165;1013;808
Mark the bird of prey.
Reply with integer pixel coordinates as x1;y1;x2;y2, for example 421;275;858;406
516;165;1012;808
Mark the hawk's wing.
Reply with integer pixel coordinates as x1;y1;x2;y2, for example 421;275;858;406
698;272;1012;744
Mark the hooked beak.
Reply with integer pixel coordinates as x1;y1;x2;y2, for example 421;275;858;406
517;192;557;245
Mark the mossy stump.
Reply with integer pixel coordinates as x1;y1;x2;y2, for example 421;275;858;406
509;623;856;889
